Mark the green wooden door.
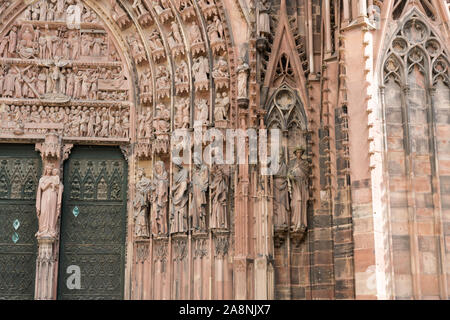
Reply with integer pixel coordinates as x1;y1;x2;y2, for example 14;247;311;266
57;146;127;300
0;144;41;300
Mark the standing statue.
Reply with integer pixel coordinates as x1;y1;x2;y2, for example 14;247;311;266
170;162;189;234
192;56;209;82
214;92;229;121
190;163;208;231
210;165;228;229
287;146;309;233
150;161;169;236
273;152;289;229
195;98;208;126
258;0;271;37
8;26;18;57
236;58;249;99
175;60;189;84
36;165;63;238
133;168;151;238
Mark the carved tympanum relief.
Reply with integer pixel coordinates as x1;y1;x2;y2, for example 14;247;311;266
0;0;131;141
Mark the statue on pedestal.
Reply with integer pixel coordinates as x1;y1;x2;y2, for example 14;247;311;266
36;164;63;239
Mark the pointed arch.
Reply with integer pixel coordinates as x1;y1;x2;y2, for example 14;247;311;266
264;84;307;133
262;0;309;109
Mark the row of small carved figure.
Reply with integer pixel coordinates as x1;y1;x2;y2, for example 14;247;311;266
119;0;221;25
0;23;120;61
1;104;130;138
0;65;127;101
134;162;228;238
21;0;100;23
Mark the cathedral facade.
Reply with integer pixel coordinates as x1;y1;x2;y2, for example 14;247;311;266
0;0;449;300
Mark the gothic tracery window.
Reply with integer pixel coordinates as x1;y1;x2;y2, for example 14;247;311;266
381;12;449;295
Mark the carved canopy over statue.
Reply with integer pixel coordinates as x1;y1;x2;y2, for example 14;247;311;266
36;164;63;239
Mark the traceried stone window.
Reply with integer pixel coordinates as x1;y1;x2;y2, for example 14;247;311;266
383;14;449;128
381;11;449;297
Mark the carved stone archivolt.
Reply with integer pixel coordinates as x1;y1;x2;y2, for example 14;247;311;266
150;161;169;237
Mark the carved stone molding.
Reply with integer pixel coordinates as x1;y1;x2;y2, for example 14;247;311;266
214;235;229;258
135;240;150;263
62;144;74;162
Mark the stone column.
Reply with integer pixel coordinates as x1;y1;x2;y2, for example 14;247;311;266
359;0;367;17
34;134;73;300
324;0;332;56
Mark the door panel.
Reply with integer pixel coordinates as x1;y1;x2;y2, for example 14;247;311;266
0;144;41;300
57;146;127;300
